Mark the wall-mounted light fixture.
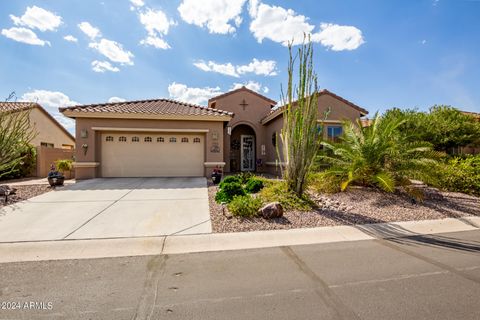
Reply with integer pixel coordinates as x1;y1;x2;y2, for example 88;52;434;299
82;143;88;155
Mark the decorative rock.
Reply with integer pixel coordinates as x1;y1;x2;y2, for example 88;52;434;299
259;202;283;219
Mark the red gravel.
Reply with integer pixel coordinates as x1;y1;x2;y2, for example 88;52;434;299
0;184;52;207
209;183;480;233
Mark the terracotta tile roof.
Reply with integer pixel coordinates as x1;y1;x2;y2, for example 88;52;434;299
208;86;277;105
261;89;368;124
0;101;75;141
59;98;233;118
0;101;38;112
462;111;480;120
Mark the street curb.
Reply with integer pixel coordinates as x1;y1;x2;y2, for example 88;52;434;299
0;217;478;263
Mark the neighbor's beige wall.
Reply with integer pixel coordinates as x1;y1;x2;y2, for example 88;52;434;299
74;117;225;179
29;108;75;148
209;90;273;173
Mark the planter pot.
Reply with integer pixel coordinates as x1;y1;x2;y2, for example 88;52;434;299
211;173;222;185
48;176;65;187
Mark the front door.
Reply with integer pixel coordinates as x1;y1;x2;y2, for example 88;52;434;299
241;134;255;171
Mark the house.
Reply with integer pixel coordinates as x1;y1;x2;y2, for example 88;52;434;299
60;87;367;179
0;102;75;177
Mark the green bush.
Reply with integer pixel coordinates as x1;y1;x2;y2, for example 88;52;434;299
432;155;480;195
227;195;263;217
219;175;242;189
308;172;341;194
55;159;73;173
259;180;313;211
215;181;246;203
245;178;264;193
0;144;37;179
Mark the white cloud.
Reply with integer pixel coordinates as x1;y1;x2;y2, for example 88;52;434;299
1;27;50;46
130;0;144;7
89;39;134;65
20;89;77;131
193;58;277;77
249;1;364;50
236;58;277;76
63;35;78;42
178;0;247;34
193;61;239;77
230;81;268;94
138;8;175;49
108;96;126;103
10;6;62;32
78;22;101;40
168;82;223;105
311;23;364;51
140;35;171;49
91;60;120;73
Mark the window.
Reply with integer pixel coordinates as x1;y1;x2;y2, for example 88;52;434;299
40;142;54;148
181;137;189;143
193;137;201;143
144;137;152;142
62;144;74;150
132;136;139;142
119;136;127;142
271;132;277;147
327;126;343;142
169;137;176;143
105;136;114;142
157;137;164;143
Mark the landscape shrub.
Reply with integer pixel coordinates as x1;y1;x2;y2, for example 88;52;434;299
432;155;480;196
0;144;37;179
245;178;264;193
308;172;341;194
259;180;313;211
215;181;246;203
219;175;242;189
227;194;263;217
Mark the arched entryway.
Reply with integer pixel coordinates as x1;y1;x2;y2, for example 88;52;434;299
230;124;256;172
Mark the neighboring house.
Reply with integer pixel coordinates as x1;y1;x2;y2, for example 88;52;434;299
60;87;367;179
0;102;75;176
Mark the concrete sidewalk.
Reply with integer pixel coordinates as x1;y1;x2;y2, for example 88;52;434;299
1;216;479;263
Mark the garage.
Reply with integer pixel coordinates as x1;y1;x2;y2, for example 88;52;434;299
100;132;205;177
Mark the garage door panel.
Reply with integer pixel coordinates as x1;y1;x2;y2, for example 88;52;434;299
101;133;205;177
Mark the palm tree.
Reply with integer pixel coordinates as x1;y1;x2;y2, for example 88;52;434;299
318;113;441;193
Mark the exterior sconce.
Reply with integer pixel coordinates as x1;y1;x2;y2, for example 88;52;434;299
80;129;88;138
227;126;232;135
82;143;88;155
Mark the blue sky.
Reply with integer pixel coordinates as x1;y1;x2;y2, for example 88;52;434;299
1;0;479;133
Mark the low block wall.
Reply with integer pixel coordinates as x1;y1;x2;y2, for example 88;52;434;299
36;147;75;178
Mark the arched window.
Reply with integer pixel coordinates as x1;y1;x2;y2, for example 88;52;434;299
132;136;139;142
181;137;189;143
119;136;127;142
157;137;164;143
169;137;176;143
105;136;114;142
193;137;201;143
144;137;152;142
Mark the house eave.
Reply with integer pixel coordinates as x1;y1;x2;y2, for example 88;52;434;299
61;110;232;122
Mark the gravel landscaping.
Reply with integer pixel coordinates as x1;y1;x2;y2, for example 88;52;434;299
0;184;52;208
209;182;480;233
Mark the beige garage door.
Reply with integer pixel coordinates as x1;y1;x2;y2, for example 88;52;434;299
100;133;205;177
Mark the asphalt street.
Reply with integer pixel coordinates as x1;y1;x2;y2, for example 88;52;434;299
0;230;479;320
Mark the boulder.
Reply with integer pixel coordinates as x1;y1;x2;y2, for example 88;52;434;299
259;202;283;219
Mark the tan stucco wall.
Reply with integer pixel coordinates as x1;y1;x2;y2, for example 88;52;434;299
263;93;367;175
28;108;75;148
209;90;273;173
74;117;225;179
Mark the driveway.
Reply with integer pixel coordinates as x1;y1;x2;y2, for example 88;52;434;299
0;177;211;242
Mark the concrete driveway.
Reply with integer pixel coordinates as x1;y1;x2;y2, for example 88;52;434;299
0;177;211;242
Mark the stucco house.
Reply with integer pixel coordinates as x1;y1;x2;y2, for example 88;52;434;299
60;87;367;179
1;102;75;177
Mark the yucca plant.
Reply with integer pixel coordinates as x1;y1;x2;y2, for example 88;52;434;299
319;113;442;194
279;38;326;197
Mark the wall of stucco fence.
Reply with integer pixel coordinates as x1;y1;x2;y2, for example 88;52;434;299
36;146;75;178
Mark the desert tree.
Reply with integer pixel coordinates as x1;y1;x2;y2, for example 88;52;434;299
279;38;327;196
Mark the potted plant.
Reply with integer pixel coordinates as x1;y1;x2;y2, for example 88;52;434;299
55;159;73;179
211;166;222;185
47;164;65;187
